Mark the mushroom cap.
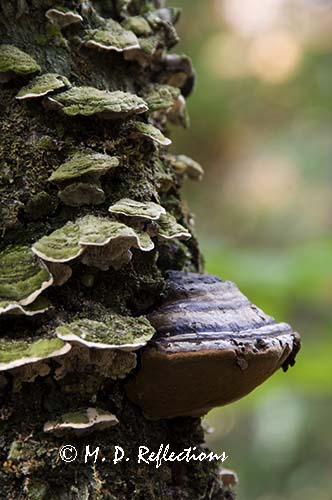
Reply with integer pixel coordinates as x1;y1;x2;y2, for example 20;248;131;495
45;9;83;28
0;296;50;317
85;19;140;52
58;182;105;207
131;121;171;146
32;221;83;263
121;16;152;37
32;215;154;268
156;213;191;240
56;315;155;351
0;245;53;313
43;407;118;436
143;83;180;112
0;45;40;82
48;151;119;183
46;87;148;119
0;337;71;371
109;198;166;220
126;271;300;419
16;73;71;100
167;154;204;181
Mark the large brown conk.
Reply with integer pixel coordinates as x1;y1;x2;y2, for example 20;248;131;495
126;271;300;419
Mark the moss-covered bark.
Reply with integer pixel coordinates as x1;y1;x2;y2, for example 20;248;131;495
0;1;235;498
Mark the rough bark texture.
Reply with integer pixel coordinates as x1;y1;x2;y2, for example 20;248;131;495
0;1;235;499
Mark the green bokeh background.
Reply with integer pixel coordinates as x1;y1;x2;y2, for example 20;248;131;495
169;1;332;498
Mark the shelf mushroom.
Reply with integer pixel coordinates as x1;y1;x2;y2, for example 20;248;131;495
45;9;83;28
44;87;148;120
0;245;53;316
84;19;140;53
126;271;301;419
16;73;71;100
0;45;40;83
43;408;118;436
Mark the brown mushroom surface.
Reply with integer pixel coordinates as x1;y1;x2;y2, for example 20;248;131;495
126;271;300;419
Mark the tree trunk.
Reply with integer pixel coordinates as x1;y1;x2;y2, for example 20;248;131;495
0;1;235;498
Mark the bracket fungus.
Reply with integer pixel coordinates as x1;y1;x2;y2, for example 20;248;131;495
84;19;140;52
0;337;70;372
126;271;300;419
123;34;164;66
130;121;172;146
146;7;181;27
0;296;50;317
45;9;83;28
53;314;155;380
45;87;148;120
0;45;41;83
56;315;155;350
58;182;105;206
143;83;180;112
155;213;191;240
121;16;152;37
145;8;180;48
109;198;166;220
48;151;119;184
167;154;204;181
158;54;195;97
43;408;118;436
16;73;71;100
32;215;154;270
0;245;53;316
167;94;189;128
32;222;83;263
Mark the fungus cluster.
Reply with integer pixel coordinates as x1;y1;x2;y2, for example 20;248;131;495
0;312;155;395
0;2;300;468
48;151;119;207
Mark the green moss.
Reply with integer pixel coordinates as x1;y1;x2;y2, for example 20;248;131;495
25;191;58;219
26;479;49;500
46;24;62;38
36;35;48;47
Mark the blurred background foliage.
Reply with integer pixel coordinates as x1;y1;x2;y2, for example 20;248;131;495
169;0;332;498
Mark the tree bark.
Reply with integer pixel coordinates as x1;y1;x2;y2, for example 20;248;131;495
0;1;235;499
